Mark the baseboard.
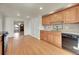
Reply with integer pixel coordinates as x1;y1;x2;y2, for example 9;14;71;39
8;35;40;40
28;34;40;40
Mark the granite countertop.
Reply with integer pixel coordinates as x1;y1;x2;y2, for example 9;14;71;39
40;30;61;32
41;30;79;37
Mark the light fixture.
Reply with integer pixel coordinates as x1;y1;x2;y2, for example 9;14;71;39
26;16;30;18
17;13;20;16
21;24;24;26
18;23;21;25
15;24;19;27
40;7;43;10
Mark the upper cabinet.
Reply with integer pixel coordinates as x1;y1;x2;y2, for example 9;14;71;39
42;15;51;25
42;12;64;25
42;5;79;25
50;12;64;23
76;6;79;22
63;6;77;23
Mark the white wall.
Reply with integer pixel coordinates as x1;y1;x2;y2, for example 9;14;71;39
5;17;14;37
0;15;42;39
62;24;79;33
29;16;42;39
0;16;2;32
24;19;31;35
4;17;31;37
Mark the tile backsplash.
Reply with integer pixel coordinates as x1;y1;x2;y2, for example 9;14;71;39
43;25;52;31
42;23;79;33
42;23;63;31
62;24;79;33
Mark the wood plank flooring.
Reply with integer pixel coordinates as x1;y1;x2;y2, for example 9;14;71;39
0;37;2;55
7;35;74;55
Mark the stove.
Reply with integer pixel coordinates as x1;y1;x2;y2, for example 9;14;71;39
62;33;79;54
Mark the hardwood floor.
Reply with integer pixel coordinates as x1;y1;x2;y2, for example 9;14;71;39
7;35;74;55
0;37;2;55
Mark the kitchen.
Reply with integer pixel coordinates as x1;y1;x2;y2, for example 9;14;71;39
0;3;79;55
40;4;79;54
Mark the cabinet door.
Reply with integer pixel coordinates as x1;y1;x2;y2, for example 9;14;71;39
53;32;62;48
50;14;57;23
50;12;64;23
56;12;64;22
43;32;48;41
40;31;44;40
63;7;77;23
76;6;79;22
42;16;51;25
47;32;54;43
40;31;48;41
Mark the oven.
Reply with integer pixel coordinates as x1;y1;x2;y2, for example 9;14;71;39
62;33;79;54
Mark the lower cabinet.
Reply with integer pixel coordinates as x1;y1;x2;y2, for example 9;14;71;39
47;32;54;43
0;36;1;41
40;30;62;48
53;32;62;48
40;31;48;41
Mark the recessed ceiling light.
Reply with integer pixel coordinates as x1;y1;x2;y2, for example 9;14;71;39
15;24;19;27
40;7;43;10
17;13;20;16
26;16;30;18
18;23;21;25
21;24;24;26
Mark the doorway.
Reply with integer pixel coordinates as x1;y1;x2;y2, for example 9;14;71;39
14;21;24;37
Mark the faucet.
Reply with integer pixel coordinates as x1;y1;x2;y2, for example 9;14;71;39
56;25;59;31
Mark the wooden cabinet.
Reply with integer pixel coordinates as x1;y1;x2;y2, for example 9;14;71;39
40;30;62;48
55;12;64;22
51;6;78;24
76;6;79;22
42;5;79;24
42;16;51;25
63;7;77;23
40;31;54;43
50;14;56;23
50;12;64;23
47;32;54;43
40;31;48;41
42;12;64;25
53;32;62;48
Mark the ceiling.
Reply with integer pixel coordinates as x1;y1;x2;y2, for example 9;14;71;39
0;3;75;19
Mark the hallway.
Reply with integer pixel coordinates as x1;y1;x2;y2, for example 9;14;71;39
7;35;74;55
